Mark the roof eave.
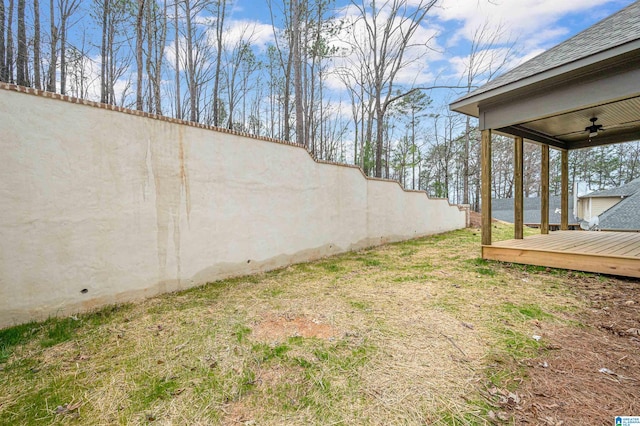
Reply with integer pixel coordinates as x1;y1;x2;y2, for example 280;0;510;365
449;38;640;119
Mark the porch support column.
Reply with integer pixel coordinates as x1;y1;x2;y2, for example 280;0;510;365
541;145;550;234
561;149;569;230
481;129;492;246
514;136;524;239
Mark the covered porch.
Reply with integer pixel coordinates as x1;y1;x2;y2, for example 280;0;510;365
451;2;640;278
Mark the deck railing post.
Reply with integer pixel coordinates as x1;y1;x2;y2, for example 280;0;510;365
481;129;492;246
514;136;524;239
541;145;550;234
561;149;569;230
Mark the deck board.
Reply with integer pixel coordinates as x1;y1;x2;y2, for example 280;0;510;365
485;231;640;278
610;238;640;256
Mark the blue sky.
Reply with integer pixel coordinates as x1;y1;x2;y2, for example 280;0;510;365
31;0;636;130
217;0;636;111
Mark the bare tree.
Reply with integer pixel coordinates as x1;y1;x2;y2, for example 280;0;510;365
267;0;294;141
337;61;375;172
145;0;167;114
211;0;226;126
181;0;214;123
182;0;212;122
135;0;145;110
17;0;29;86
33;0;42;89
221;25;259;129
460;21;514;206
96;0;130;104
348;0;438;177
292;0;304;146
304;0;339;157
264;44;281;137
184;0;195;121
46;0;56;91
0;0;5;82
66;31;97;98
426;109;463;198
98;0;108;102
395;90;430;189
6;0;14;83
173;0;181;118
58;0;81;95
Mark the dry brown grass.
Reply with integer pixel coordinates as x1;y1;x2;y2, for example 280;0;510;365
1;224;638;425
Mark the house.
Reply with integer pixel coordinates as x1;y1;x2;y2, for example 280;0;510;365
577;177;640;230
492;195;579;230
449;1;640;277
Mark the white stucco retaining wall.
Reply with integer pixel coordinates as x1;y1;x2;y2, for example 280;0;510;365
0;84;467;328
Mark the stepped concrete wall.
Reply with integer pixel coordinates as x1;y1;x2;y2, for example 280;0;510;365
0;83;467;328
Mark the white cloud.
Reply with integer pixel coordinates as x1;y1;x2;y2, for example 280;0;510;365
447;46;511;80
427;0;635;92
435;0;632;52
223;19;275;52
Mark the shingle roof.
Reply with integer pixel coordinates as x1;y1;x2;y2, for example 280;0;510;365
492;196;578;225
582;176;640;198
455;1;640;103
598;191;640;230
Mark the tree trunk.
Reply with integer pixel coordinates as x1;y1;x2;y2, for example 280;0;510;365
174;0;181;119
282;49;291;141
135;0;145;111
99;0;108;103
58;0;80;95
47;0;55;91
107;11;115;103
6;0;14;83
375;103;383;177
154;0;167;115
292;0;304;146
184;0;196;122
212;0;225;127
0;0;6;82
145;0;152;111
33;0;41;89
59;11;66;94
16;0;28;86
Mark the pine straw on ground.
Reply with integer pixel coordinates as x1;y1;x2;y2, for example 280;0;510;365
514;274;640;425
1;224;639;425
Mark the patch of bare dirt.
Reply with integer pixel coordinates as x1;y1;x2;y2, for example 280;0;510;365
468;211;501;228
252;314;337;342
469;211;482;228
514;275;640;425
221;400;253;426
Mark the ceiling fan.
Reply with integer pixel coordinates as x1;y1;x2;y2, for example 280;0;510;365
585;117;603;138
546;116;639;140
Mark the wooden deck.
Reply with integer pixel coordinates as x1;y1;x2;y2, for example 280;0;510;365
483;231;640;278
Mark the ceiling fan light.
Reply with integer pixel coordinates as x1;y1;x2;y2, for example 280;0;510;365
585;117;603;138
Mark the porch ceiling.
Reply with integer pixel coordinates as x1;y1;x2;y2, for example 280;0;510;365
497;92;640;150
525;96;640;143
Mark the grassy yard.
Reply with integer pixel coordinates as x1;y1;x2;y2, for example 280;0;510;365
0;224;630;425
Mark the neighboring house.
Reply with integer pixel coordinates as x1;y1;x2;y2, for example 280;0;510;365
492;196;579;230
577;177;640;231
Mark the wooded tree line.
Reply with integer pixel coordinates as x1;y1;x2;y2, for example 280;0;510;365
2;0;638;209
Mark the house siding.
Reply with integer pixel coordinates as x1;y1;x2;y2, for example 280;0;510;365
578;197;622;220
